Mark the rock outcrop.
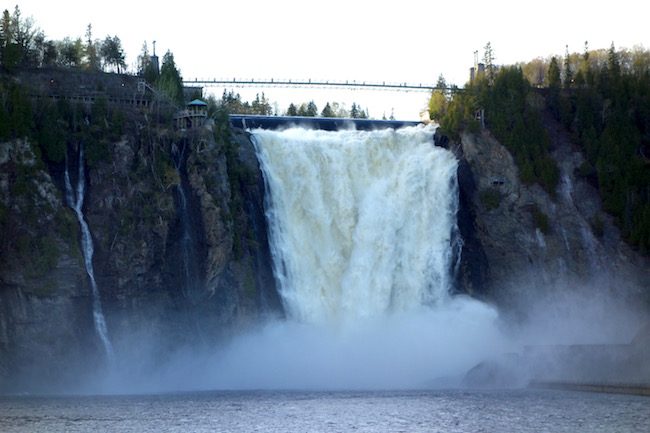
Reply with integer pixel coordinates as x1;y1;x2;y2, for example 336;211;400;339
457;118;649;311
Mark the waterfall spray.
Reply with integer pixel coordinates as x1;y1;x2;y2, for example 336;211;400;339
185;125;505;390
104;125;506;392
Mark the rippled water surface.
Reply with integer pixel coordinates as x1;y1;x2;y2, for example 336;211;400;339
1;389;648;433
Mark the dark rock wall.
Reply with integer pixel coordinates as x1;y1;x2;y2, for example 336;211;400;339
0;121;281;392
456;126;649;311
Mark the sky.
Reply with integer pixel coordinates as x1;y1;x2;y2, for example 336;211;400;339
10;0;650;119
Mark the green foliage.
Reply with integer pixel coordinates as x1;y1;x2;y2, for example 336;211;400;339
479;188;501;211
298;101;318;117
321;102;334;117
34;100;66;162
284;100;365;118
158;50;183;105
563;46;573;88
286;102;298;116
1;6;40;70
437;87;479;139
1;80;125;168
441;66;558;194
484;67;558;194
531;204;550;235
216;90;276;116
84;24;100;71
483;42;496;85
26;234;60;278
99;35;126;73
58;37;83;67
548;45;650;252
0;86;10;139
0;79;33;139
55;208;80;253
0;157;64;282
428;90;448;122
251;93;273;115
352;103;368;119
211;106;255;258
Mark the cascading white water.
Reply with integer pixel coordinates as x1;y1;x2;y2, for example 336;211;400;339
65;144;115;364
112;125;506;392
252;125;460;324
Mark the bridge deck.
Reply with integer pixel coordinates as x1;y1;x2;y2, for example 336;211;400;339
185;79;456;93
229;115;422;131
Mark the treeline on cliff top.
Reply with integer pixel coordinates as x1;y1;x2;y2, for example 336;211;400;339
0;4;195;154
0;5;186;106
218;90;372;119
430;42;650;253
0;5;372;120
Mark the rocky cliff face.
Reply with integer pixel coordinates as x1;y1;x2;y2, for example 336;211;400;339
0;118;279;393
455;115;649;313
2;101;648;393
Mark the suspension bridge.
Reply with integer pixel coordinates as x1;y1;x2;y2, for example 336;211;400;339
182;78;456;93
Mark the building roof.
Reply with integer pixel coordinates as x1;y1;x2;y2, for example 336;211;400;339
188;99;208;107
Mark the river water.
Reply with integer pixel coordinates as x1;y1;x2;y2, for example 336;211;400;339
1;389;647;433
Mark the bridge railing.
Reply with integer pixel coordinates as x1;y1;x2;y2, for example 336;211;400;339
182;78;458;93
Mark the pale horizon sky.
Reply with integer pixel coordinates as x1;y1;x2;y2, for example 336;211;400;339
11;0;650;119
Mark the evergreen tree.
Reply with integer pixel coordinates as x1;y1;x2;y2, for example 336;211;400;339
158;50;184;105
321;102;335;117
350;102;359;118
100;35;126;73
359;107;368;119
42;39;57;66
607;42;621;82
251;93;272;115
483;41;496;85
286;103;298;116
547;57;561;88
0;10;5;67
7;82;32;138
563;45;573;88
58;37;83;67
9;6;38;68
84;24;100;70
137;41;159;84
306;100;318;117
30;31;45;67
137;41;150;76
220;90;247;113
429;74;449;121
1;9;18;69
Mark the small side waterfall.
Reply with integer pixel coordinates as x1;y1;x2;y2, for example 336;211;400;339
176;180;195;299
64;144;115;364
171;141;202;302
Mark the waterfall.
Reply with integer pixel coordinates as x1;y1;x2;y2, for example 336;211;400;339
177;183;194;298
252;125;460;324
171;141;201;301
65;144;115;364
